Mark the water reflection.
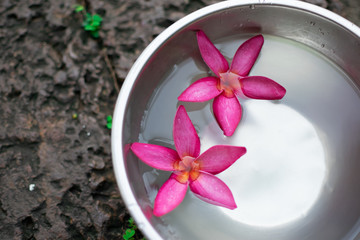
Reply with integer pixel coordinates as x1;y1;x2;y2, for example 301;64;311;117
201;100;327;227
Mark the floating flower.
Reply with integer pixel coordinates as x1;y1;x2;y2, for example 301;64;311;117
178;31;286;136
131;105;246;216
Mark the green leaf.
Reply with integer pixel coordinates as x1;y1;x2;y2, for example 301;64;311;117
75;5;84;12
92;21;100;27
84;24;96;31
106;116;112;129
123;229;135;240
77;11;102;38
85;12;92;21
92;14;103;23
107;115;112;123
73;4;84;12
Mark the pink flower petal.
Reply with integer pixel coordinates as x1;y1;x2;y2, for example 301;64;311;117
197;30;229;77
189;172;237;209
196;145;246;174
153;174;189;216
178;77;222;102
230;35;264;76
213;94;242;136
173;105;201;158
131;143;178;171
240;76;286;100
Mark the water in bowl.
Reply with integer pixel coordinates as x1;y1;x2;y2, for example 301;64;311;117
138;35;360;240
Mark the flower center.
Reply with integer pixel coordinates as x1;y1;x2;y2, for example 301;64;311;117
173;156;200;183
218;71;242;98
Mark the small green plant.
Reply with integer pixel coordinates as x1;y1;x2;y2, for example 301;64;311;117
123;228;135;240
122;218;145;240
123;218;136;240
72;113;78;119
106;115;112;129
127;218;137;230
73;4;103;38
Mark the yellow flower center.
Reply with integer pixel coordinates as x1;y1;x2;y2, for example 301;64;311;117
218;71;242;98
173;156;200;183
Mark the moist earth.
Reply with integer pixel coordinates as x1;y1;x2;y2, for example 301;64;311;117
0;0;359;239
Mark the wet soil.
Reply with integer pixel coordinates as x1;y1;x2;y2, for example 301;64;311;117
0;0;359;239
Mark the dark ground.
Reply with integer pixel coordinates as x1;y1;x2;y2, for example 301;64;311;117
0;0;359;239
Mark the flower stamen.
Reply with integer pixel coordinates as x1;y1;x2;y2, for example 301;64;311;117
173;156;200;183
219;71;241;98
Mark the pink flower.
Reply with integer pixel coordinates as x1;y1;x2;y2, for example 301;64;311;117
131;105;246;216
178;31;286;136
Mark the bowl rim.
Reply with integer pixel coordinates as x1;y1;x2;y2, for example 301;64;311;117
111;1;360;239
